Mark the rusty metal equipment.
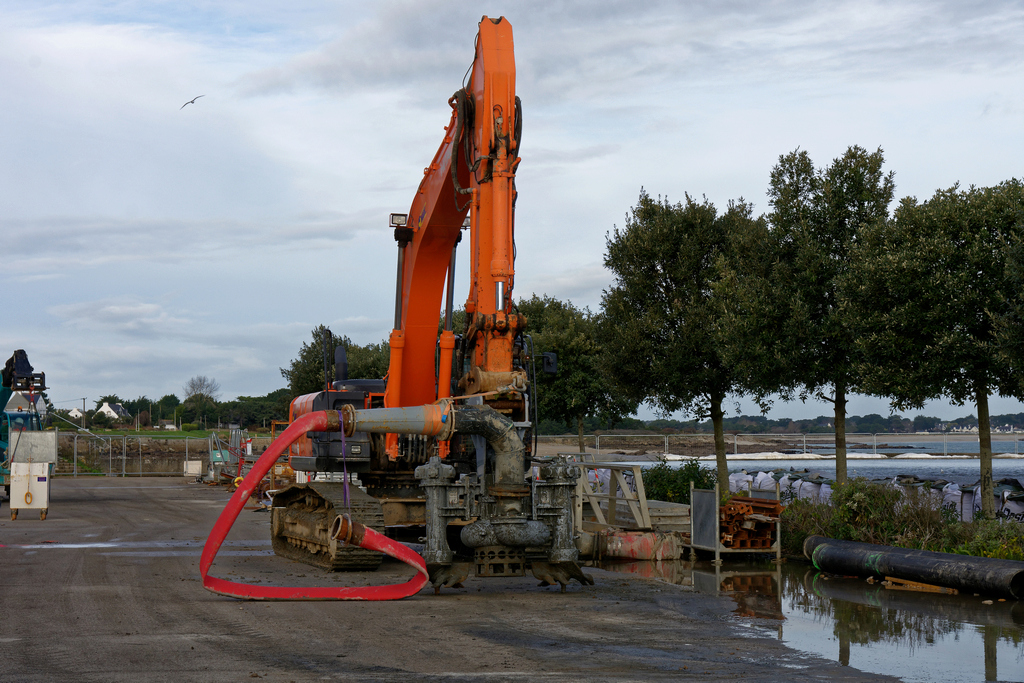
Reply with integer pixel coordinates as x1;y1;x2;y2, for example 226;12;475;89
718;496;784;550
690;482;784;564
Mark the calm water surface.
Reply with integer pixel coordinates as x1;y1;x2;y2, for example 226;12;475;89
601;560;1024;682
723;459;1024;487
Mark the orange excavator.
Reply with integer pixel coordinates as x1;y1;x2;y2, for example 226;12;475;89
271;16;590;590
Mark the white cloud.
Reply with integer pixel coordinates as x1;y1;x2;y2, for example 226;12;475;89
0;0;1020;423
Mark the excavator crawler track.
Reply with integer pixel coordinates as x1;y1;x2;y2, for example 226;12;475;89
271;482;385;571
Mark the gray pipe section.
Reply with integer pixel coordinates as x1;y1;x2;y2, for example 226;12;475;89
346;404;523;491
804;535;1024;600
449;405;524;489
350;406;453;441
461;520;550;548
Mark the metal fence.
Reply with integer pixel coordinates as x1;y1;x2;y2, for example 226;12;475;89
54;433;213;476
45;429;1024;476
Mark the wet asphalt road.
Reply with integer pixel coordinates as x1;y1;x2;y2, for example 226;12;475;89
0;478;896;682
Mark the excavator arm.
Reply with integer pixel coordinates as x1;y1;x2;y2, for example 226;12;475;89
385;16;526;457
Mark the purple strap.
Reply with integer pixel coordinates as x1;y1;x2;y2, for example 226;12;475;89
338;411;350;510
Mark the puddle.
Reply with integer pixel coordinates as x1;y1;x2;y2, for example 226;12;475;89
598;559;1024;682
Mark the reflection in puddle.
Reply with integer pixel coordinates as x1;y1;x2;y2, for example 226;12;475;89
597;559;1024;682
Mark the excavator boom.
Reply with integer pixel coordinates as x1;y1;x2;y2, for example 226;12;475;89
385;17;524;422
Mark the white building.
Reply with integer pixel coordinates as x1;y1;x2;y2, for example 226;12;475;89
96;402;131;421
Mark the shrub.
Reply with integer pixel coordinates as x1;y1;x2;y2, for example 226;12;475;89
181;423;198;432
781;478;1024;561
641;459;717;504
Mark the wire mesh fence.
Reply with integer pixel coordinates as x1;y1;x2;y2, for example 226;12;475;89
53;433;276;476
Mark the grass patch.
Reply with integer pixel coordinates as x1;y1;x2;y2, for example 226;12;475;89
781;478;1024;561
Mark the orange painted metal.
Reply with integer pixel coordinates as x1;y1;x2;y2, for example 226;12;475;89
288;391;320;461
383;17;521;458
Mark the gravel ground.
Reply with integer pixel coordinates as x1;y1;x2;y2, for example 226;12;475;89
0;478;895;682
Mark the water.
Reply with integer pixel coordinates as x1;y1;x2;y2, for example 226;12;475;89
723;459;1024;487
600;560;1024;682
808;439;1023;456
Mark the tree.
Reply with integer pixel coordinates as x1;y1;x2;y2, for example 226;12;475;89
996;238;1024;379
518;294;636;451
122;396;151;420
846;180;1024;517
155;394;180;425
218;388;292;428
600;190;754;493
344;339;390;381
182;376;220;425
280;325;390;398
183;376;220;403
717;146;894;483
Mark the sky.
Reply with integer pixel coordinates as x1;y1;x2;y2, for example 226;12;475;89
3;0;1023;423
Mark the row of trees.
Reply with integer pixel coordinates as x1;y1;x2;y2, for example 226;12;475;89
634;412;1024;435
599;146;1023;516
56;376;287;431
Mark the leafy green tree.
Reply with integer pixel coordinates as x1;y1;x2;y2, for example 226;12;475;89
716;146;894;483
600;190;755;493
122;396;151;420
218;388;291;428
345;339;390;381
997;238;1024;377
846;180;1024;517
281;325;390;398
154;394;180;425
518;294;636;451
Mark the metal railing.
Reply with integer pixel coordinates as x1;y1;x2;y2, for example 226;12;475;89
44;428;1023;476
56;433;215;476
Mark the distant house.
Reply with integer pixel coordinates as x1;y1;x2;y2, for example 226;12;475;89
4;392;47;416
159;419;178;431
97;402;131;421
69;407;84;419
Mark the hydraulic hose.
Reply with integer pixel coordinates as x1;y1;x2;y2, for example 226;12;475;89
200;410;429;600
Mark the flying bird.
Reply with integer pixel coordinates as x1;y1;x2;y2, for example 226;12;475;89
180;95;205;110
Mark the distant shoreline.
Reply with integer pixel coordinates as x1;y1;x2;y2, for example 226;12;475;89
683;451;1024;461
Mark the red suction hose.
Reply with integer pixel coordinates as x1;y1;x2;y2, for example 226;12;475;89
200;410;429;600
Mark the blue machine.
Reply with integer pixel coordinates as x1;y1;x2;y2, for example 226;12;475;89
1;350;48;502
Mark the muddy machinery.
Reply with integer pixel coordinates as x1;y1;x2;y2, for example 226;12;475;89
271;17;590;590
2;350;48;501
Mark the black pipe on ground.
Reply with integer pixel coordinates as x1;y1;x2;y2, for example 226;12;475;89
804;535;1024;600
